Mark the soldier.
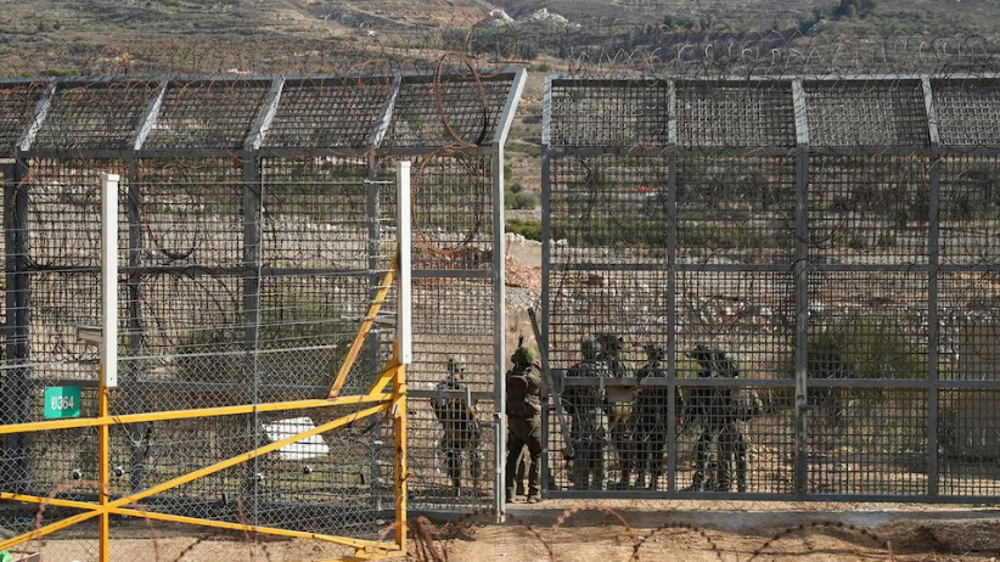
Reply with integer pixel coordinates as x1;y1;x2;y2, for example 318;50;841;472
595;332;635;489
505;344;544;503
431;357;482;497
633;344;676;490
562;339;608;490
685;345;760;492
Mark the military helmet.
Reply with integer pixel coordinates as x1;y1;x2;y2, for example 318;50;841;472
643;344;665;360
511;345;538;367
448;356;466;377
595;332;623;352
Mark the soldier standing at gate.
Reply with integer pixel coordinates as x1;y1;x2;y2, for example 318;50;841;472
685;345;760;492
563;339;608;490
431;357;483;497
596;332;636;489
505;344;544;503
633;344;676;490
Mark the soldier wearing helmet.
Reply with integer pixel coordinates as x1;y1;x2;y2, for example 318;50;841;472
595;332;636;489
563;339;608;490
431;356;482;497
505;342;544;503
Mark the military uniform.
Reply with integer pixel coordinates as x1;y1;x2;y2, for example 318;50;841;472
685;346;760;492
596;333;636;489
633;345;677;490
431;358;482;496
505;346;543;503
563;340;608;490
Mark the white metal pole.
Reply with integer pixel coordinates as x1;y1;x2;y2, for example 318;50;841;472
102;173;119;388
396;161;412;365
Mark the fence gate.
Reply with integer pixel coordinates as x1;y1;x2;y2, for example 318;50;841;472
541;75;1000;503
0;68;525;561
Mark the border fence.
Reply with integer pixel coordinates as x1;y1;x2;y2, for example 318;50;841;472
541;74;1000;502
0;67;524;560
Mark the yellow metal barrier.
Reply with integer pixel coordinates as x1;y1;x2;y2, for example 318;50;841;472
0;265;407;562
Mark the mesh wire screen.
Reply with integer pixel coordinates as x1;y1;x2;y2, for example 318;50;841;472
677;155;797;264
932;78;1000;148
549;154;670;265
939;156;1000;266
261;157;373;271
411;153;495;270
548;80;670;148
33;82;159;151
0;83;46;154
808;155;930;265
388;75;511;147
144;80;270;150
804;79;929;148
676;81;796;148
264;77;392;149
135;158;243;268
544;77;1000;502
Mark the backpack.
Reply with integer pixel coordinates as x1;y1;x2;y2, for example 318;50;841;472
507;370;542;418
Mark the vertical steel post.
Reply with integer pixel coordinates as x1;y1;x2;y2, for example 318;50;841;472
366;154;385;507
792;80;810;498
492;142;507;517
395;160;412;551
922;76;941;497
242;157;263;526
100;172;121;562
1;160;30;493
124;80;164;493
538;75;553;505
665;80;679;493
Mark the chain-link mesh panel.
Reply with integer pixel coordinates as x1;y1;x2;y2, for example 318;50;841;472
548;80;670;148
0;82;47;154
388;74;511;147
144;80;269;150
804;79;929;148
256;406;395;538
809;155;930;265
263;77;392;149
676;80;795;148
410;279;494;392
33;82;159;151
407;397;493;509
932;77;1000;148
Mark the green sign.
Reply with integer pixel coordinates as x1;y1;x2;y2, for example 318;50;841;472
44;386;81;419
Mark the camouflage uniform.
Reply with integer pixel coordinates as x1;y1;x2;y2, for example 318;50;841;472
596;332;636;489
562;340;608;490
685;346;760;492
633;345;678;490
431;358;482;496
505;346;544;503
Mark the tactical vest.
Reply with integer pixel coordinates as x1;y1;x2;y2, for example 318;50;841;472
507;369;542;418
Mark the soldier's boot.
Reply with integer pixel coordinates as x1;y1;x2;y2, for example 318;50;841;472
735;432;748;493
648;469;662;490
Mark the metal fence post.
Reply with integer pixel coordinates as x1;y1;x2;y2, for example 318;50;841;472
665;80;679;494
923;76;941;497
1;160;31;493
792;80;811;498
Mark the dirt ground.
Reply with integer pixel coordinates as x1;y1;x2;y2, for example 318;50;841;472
26;502;999;562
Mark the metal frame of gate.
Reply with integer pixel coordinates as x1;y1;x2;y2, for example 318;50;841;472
541;73;1000;503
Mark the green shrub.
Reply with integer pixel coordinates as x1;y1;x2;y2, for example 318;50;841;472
506;218;541;241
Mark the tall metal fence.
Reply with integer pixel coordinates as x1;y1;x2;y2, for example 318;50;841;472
0;68;523;559
541;75;1000;502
